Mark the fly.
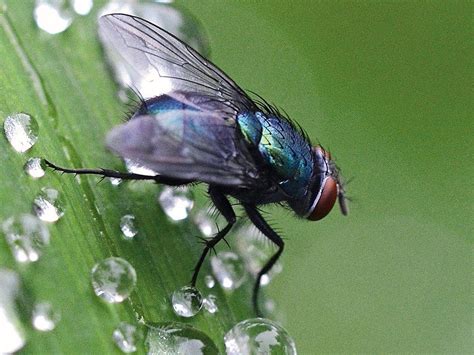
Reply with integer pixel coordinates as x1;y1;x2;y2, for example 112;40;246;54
45;13;348;316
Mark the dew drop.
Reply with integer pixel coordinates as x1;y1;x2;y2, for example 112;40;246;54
91;257;137;303
210;251;247;290
3;113;39;153
2;214;50;263
109;177;123;186
224;318;297;355
120;214;138;239
145;322;219;355
70;0;93;15
24;157;46;178
98;0;210;99
32;301;60;332
193;210;218;237
113;321;143;353
202;294;218;314
33;187;65;223
124;158;157;176
0;269;26;354
171;285;202;318
158;187;194;221
34;0;74;34
204;275;215;289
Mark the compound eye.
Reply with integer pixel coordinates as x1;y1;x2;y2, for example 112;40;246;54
307;177;338;221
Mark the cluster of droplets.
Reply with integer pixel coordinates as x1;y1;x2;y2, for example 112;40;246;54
33;0;93;34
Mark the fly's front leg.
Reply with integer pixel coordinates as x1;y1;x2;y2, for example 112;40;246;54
243;204;285;317
190;185;236;286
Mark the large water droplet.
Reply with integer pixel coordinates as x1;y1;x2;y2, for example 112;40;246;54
98;0;210;100
113;321;143;353
91;257;137;303
24;157;46;178
34;0;74;34
33;187;65;223
224;318;297;355
235;226;282;286
202;294;218;314
0;269;26;354
158;187;194;221
32;301;60;331
120;214;138;239
171;285;202;318
3;113;39;153
2;214;50;263
210;251;247;290
70;0;93;15
145;322;218;355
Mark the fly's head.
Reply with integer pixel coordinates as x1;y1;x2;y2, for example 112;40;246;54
289;145;348;220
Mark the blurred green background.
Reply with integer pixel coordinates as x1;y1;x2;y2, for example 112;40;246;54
185;1;472;353
0;0;471;353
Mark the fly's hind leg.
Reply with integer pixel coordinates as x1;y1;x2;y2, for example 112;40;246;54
190;185;236;286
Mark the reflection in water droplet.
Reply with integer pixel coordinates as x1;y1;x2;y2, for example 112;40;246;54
120;214;138;239
24;157;46;178
158;187;194;221
0;269;26;354
34;0;74;34
235;226;282;286
210;251;247;290
70;0;93;15
3;113;39;153
204;275;215;289
113;321;143;353
224;318;297;355
91;257;137;303
33;187;65;223
2;214;50;263
32;301;60;332
145;322;219;355
124;158;157;176
202;294;218;314
98;0;210;100
171;286;202;318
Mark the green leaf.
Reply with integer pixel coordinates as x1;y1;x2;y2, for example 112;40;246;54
0;1;253;353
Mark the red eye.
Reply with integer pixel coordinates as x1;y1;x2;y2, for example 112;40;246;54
307;177;338;221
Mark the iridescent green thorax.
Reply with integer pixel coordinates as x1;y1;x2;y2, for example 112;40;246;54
237;111;313;199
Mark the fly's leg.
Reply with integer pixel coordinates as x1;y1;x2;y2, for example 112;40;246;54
243;204;285;317
44;159;190;185
190;186;236;286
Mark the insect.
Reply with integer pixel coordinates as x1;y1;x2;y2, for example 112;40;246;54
46;13;348;316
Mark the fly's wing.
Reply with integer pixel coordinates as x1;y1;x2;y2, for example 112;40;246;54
106;106;260;187
98;13;256;115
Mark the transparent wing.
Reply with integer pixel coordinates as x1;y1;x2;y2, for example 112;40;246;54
99;13;256;115
106;107;260;187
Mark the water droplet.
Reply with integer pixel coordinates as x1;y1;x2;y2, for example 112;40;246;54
204;275;215;289
98;1;210;100
158;187;194;221
2;214;50;263
124;158;157;176
202;294;218;314
235;226;282;286
171;286;202;318
3;113;39;153
210;251;247;290
193;210;218;237
70;0;93;15
109;177;123;186
32;301;60;331
0;269;26;353
120;214;138;239
113;321;143;353
224;318;297;355
145;322;218;355
33;187;65;223
91;257;137;303
24;157;46;178
34;0;74;34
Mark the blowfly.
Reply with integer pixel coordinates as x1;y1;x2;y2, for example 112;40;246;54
46;13;348;316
